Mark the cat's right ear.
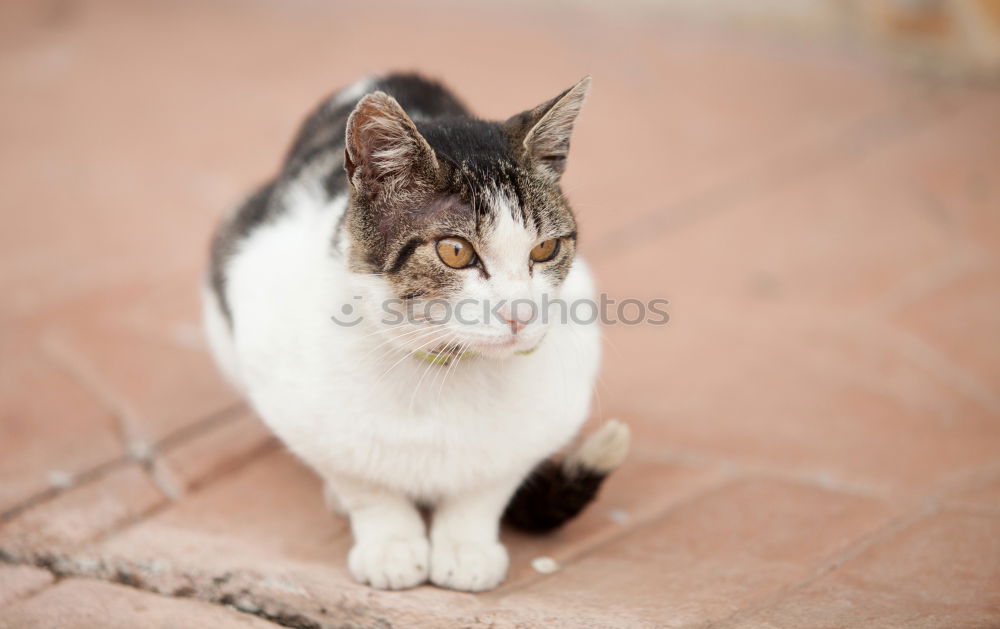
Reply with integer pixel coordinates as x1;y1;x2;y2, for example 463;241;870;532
344;91;439;196
506;76;591;181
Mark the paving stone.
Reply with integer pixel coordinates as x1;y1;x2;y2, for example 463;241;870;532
0;338;122;515
589;155;1000;492
77;449;721;627
540;22;930;241
724;509;1000;628
836;510;1000;608
503;457;726;584
0;579;281;629
855;91;1000;258
0;465;165;560
39;269;239;446
950;474;1000;513
0;565;53;608
723;577;999;629
157;409;276;495
87;451;479;627
494;478;897;628
583;94;999;498
598;304;1000;497
87;450;349;600
893;266;1000;395
589;104;969;313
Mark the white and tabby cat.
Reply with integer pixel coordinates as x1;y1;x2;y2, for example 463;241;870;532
203;74;628;592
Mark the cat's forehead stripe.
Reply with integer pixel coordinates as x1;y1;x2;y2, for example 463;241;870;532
485;185;533;238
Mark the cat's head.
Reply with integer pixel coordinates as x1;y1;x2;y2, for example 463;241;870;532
343;77;590;360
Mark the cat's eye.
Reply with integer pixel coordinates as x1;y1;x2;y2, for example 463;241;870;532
436;237;477;269
530;238;560;263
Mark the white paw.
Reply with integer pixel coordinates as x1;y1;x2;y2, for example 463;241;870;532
348;536;430;590
430;539;508;592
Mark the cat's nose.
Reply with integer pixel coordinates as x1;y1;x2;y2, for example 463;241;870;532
503;317;527;334
501;301;534;334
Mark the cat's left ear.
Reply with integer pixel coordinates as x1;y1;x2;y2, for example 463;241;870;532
506;76;591;180
344;91;440;197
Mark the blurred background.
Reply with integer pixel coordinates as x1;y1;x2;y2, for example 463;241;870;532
1;1;998;627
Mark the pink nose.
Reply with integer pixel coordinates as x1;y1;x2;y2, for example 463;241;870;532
501;301;534;334
503;317;527;334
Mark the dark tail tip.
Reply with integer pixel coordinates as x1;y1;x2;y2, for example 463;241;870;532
503;420;630;533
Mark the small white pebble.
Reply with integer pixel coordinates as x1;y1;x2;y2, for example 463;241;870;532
531;556;559;574
608;508;630;524
48;470;74;489
128;440;153;462
233;596;260;614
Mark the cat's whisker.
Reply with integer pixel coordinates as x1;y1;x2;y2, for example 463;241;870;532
360;326;436;361
357;329;428;368
422;336;451;402
429;337;459;398
344;296;436;344
369;325;448;368
428;334;467;401
360;325;435;359
350;315;434;343
359;322;448;366
407;330;457;413
371;327;450;390
350;322;405;342
435;338;469;398
600;326;625;360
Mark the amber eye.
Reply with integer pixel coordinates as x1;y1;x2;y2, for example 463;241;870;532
436;237;477;269
530;238;560;263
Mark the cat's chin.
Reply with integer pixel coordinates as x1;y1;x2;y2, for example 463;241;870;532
466;342;518;360
462;335;545;360
410;333;543;361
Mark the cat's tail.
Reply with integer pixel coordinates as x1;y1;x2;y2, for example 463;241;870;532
503;420;630;533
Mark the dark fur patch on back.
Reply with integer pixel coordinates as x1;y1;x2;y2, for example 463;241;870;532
209;181;278;323
376;74;469;120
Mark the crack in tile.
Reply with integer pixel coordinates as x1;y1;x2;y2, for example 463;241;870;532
41;329;153;457
0;403;256;523
864;247;994;318
37;328;258;504
629;440;896;501
696;503;940;629
0;457;131;523
153;403;247;452
878;324;1000;415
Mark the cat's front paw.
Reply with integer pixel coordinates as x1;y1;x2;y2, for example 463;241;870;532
430;539;508;592
348;536;430;590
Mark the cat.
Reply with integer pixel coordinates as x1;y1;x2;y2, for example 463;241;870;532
203;73;629;592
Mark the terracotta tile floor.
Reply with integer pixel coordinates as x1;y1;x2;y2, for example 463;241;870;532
1;1;999;627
